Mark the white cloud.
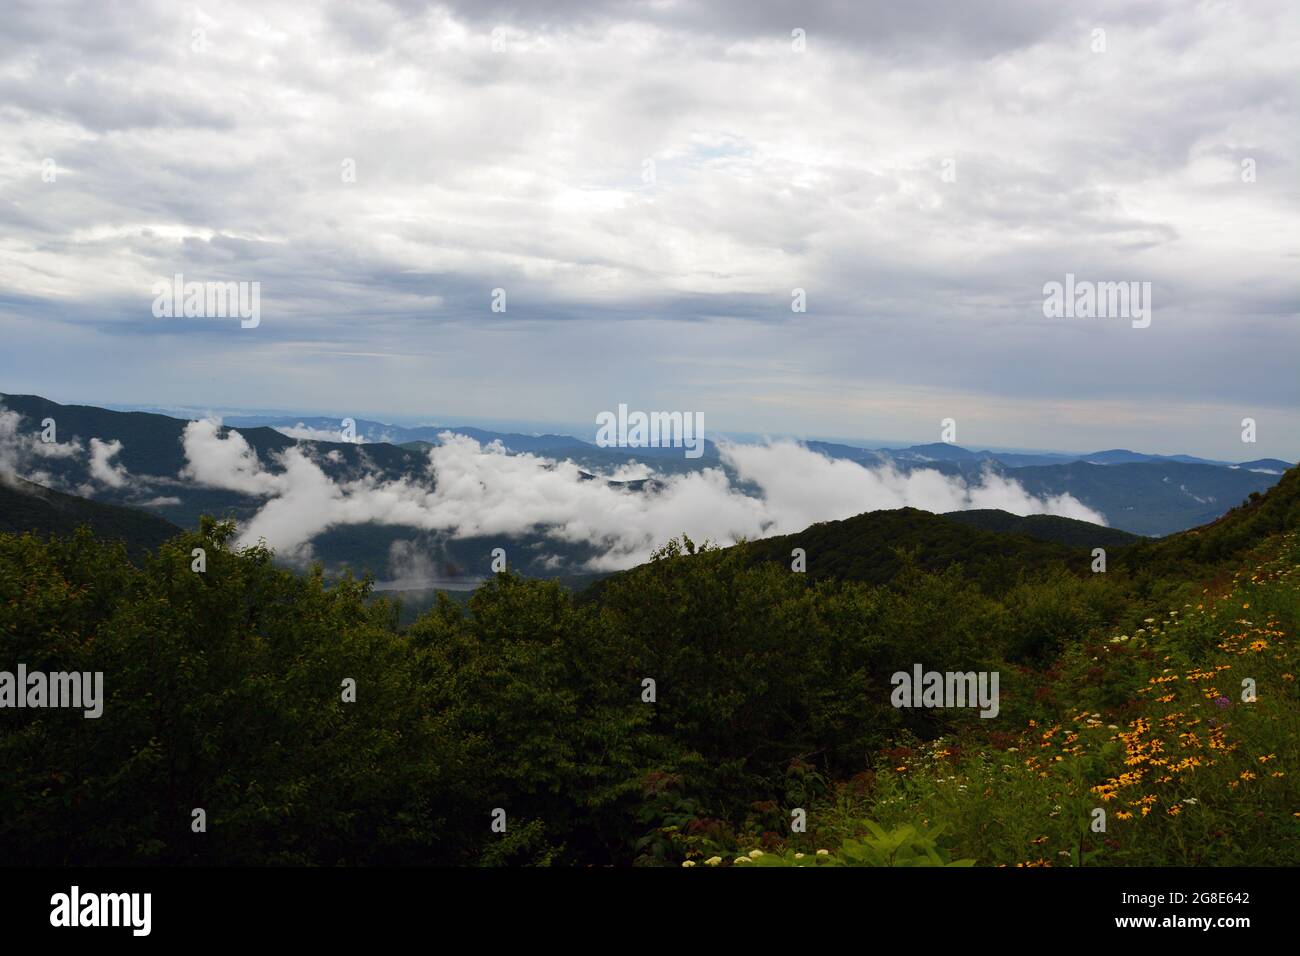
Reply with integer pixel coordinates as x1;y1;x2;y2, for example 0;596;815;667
721;441;1106;533
88;437;129;488
381;539;446;590
180;418;281;496
178;421;1104;569
0;403;85;488
273;423;351;442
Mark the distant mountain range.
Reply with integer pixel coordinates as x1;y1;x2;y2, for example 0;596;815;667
0;393;1292;585
802;438;1291;475
204;413;1295;475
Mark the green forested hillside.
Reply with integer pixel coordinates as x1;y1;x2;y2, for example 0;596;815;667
0;475;180;562
1;467;1297;867
943;509;1142;548
1122;465;1300;572
598;506;1098;597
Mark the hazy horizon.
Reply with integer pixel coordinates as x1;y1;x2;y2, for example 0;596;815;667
0;389;1280;464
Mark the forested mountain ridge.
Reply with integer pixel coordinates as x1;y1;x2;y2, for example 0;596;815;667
942;509;1142;548
0;474;180;562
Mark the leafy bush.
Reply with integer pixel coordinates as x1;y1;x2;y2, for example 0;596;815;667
748;821;976;867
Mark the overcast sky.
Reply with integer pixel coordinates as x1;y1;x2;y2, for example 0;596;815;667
1;0;1296;459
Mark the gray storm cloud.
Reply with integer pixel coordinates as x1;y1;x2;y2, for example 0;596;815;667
2;1;1296;460
179;421;1105;570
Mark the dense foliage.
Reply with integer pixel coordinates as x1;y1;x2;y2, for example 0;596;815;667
1;468;1297;866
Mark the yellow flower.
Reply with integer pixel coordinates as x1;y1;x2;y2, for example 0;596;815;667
704;856;722;866
734;857;751;864
748;849;764;858
816;849;830;856
681;860;696;867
